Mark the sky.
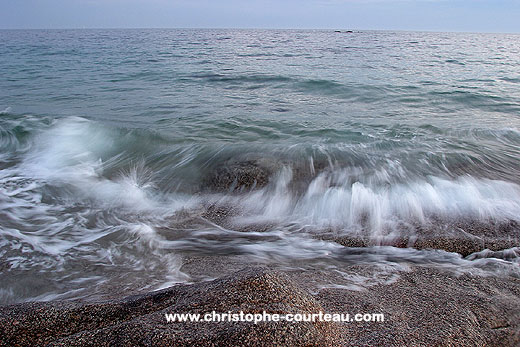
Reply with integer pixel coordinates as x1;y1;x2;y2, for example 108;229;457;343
1;0;520;33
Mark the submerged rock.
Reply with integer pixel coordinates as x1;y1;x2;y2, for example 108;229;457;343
201;153;336;194
203;159;276;193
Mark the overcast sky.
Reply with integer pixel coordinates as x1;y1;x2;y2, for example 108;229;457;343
1;0;519;33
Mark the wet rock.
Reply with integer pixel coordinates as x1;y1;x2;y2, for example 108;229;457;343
329;219;520;257
0;268;343;347
201;203;237;226
331;235;518;257
412;237;518;256
1;265;520;346
203;160;274;192
316;266;520;346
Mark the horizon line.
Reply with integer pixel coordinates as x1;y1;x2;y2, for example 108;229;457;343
0;27;519;35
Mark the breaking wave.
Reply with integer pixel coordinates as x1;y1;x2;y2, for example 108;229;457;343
0;115;519;304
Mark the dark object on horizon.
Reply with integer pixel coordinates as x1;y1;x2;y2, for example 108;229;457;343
334;30;354;33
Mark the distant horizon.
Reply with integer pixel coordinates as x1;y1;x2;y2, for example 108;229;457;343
1;0;519;34
1;27;520;35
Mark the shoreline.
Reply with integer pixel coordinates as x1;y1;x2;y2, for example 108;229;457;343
1;263;519;346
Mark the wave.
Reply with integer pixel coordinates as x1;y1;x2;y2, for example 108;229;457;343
1;115;519;303
3;29;520;304
224;167;520;235
0;107;12;114
3;115;520;223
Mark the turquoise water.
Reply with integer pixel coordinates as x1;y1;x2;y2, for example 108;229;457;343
1;29;520;303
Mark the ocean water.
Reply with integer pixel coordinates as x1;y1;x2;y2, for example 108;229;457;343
1;29;520;304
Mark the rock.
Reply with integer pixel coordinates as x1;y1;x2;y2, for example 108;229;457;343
330;235;518;257
1;265;520;346
203;160;273;192
0;268;343;347
201;154;336;194
328;219;520;256
315;266;520;346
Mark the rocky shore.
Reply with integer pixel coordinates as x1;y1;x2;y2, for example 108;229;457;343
2;161;520;346
1;264;519;346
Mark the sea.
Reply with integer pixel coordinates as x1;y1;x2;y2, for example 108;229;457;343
1;29;520;304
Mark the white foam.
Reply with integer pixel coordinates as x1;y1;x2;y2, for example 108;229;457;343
235;168;520;235
17;116;197;213
0;106;12;114
0;117;195;303
2;116;520;304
